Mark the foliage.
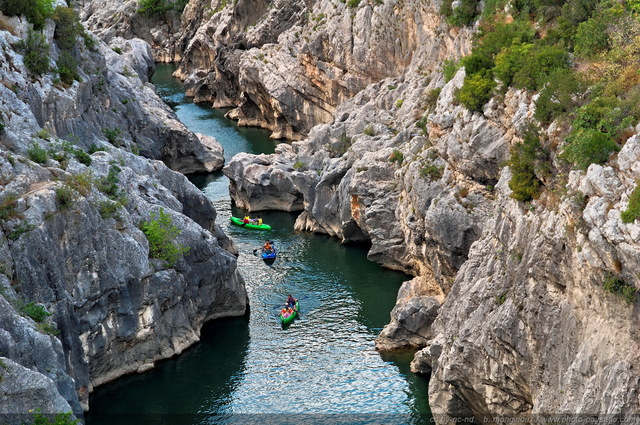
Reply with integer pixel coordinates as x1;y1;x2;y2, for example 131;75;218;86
65;171;93;196
97;200;121;221
621;182;640;223
443;60;459;82
137;0;172;16
28;142;48;164
7;221;36;240
507;126;546;202
140;208;190;267
0;0;54;30
389;150;404;164
363;125;375;136
292;160;306;171
0;194;18;221
419;164;444;180
32;411;80;425
20;302;51;323
562;128;619;170
88;143;108;154
456;73;496;112
96;165;122;200
602;273;637;304
15;30;50;77
511;45;570;91
52;6;82;50
445;0;481;27
346;0;361;7
102;128;122;146
534;69;583;124
56;50;80;86
55;185;76;210
395;99;404;108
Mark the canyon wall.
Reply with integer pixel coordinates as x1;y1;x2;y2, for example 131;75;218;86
0;10;246;422
77;0;640;420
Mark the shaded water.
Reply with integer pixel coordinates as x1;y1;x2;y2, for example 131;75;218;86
85;64;431;425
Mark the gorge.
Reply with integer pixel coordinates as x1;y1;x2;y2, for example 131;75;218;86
1;0;639;423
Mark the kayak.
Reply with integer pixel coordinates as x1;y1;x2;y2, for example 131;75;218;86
230;216;271;230
262;247;277;261
280;301;299;325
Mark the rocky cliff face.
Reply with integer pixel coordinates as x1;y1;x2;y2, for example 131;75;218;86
79;0;640;420
213;1;640;421
0;11;246;422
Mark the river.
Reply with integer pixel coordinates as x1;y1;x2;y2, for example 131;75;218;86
85;64;431;425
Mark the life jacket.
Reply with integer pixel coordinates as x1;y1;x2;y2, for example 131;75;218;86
243;216;250;223
257;218;263;225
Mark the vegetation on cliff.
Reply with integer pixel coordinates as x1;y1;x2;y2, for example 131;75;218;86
449;0;640;209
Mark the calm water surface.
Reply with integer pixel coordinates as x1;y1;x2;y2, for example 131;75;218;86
85;64;431;425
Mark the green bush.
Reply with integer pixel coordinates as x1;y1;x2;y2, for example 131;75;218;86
32;411;80;425
507;127;545;202
102;128;122;146
511;45;570;91
0;194;18;221
573;14;610;58
0;0;54;30
456;73;496;112
97;165;122;200
621;183;640;223
346;0;361;7
389;150;404;164
419;164;444;180
97;200;121;220
140;208;190;267
443;60;459;82
602;273;637;303
16;29;50;77
493;42;534;87
56;50;80;86
534;69;583;124
562;128;619;170
55;185;76;210
441;0;480;27
137;0;172;15
20;302;51;323
52;6;82;50
28;142;48;164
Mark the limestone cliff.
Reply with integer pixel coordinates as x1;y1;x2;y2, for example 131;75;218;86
213;0;640;421
80;0;640;420
0;10;246;423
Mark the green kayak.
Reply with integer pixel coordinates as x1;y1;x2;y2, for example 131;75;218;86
280;301;299;325
230;216;272;230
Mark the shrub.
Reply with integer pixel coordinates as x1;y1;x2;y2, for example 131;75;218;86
52;6;82;50
32;411;80;425
20;302;51;322
493;43;534;87
573;14;610;58
56;50;80;86
621;183;640;223
7;221;36;240
562;128;619;170
137;0;172;16
292;160;306;171
0;194;18;221
0;0;54;30
102;128;122;146
97;165;122;199
419;164;444;180
97;200;121;220
65;171;93;196
28;142;48;164
16;29;50;76
511;45;570;91
425;87;442;110
446;0;481;27
389;150;404;164
456;73;496;112
443;60;459;82
55;185;76;210
507;127;545;202
395;99;404;108
602;273;637;303
140;208;190;267
534;69;583;124
346;0;361;7
363;125;375;136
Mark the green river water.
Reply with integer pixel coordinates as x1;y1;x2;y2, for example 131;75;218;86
84;64;432;425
